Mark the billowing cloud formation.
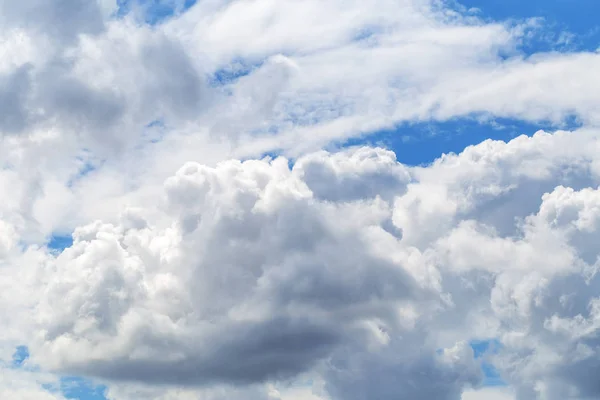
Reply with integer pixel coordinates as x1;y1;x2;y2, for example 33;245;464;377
34;148;447;386
2;0;600;399
0;0;598;237
0;129;592;399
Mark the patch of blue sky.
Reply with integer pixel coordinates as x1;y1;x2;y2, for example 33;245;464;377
67;152;101;188
41;379;107;400
115;0;197;24
72;160;96;181
457;0;600;52
10;345;108;400
352;25;387;47
470;339;505;387
11;346;30;368
6;345;39;374
209;59;264;87
142;118;167;144
146;119;165;129
340;116;581;166
258;151;296;171
60;377;108;400
77;162;96;178
471;339;502;358
47;234;74;252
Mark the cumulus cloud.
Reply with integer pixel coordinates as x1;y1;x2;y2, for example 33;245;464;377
33;148;444;388
0;129;592;399
0;0;593;218
3;0;600;399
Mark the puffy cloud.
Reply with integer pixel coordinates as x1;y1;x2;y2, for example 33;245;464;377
395;130;600;399
462;387;515;400
0;0;597;244
294;147;411;202
4;0;600;399
0;368;66;400
32;148;448;391
0;332;65;400
7;129;597;399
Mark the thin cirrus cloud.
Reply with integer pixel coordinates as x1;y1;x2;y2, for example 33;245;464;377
0;0;600;400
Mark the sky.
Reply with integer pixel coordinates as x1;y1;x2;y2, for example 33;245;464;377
1;0;600;400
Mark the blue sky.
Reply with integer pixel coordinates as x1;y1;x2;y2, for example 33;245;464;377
341;116;581;166
24;0;599;399
364;0;594;167
116;0;197;24
470;340;505;387
460;0;600;52
117;0;592;169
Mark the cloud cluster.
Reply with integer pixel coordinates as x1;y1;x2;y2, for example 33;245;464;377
0;0;597;242
0;129;592;399
2;0;600;399
1;0;599;158
34;148;448;388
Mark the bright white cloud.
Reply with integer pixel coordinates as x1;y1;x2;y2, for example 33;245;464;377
2;0;600;399
462;387;515;400
0;129;597;399
0;369;66;400
0;349;65;400
33;148;449;389
0;0;597;239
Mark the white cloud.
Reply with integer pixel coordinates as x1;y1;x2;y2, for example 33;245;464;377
3;0;600;399
105;379;330;400
0;349;65;400
0;129;593;399
32;148;449;389
462;387;515;400
0;368;66;400
104;382;275;400
0;0;596;164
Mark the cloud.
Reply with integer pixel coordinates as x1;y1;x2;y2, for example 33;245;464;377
3;0;600;399
0;348;66;400
0;368;66;400
462;387;515;400
163;0;600;154
0;0;598;162
0;129;589;399
32;148;446;389
0;0;105;43
104;382;275;400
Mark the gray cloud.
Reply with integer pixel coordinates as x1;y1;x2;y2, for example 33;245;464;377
0;66;32;134
0;0;105;42
30;148;447;396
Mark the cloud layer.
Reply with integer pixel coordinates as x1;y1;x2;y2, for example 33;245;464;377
1;129;599;399
2;0;600;399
